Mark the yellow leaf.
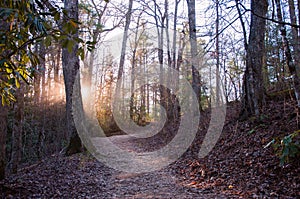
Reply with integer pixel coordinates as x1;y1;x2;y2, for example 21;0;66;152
10;21;14;31
1;95;5;106
15;78;20;88
6;67;13;74
69;20;78;28
228;185;234;189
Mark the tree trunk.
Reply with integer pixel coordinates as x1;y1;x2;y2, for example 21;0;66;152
215;0;221;105
54;45;61;85
129;11;143;121
63;0;82;156
0;14;10;180
9;84;24;173
287;0;300;108
164;0;174;120
0;103;8;180
152;0;167;117
117;0;133;81
34;43;43;104
171;0;180;120
177;30;187;71
186;0;201;105
241;0;268;118
38;42;46;158
172;0;180;70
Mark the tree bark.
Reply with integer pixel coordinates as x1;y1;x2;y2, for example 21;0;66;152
9;84;24;173
215;0;221;105
34;43;42;104
130;13;142;121
171;0;181;120
63;0;82;155
152;0;167;116
117;0;133;81
172;0;180;70
0;103;8;180
186;0;201;105
287;0;300;108
241;0;268;118
0;12;10;180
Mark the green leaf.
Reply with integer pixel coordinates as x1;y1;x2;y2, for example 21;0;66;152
44;36;52;47
8;78;15;85
78;47;85;60
59;35;68;40
282;147;289;156
282;135;292;146
54;11;60;21
67;40;74;53
248;128;256;135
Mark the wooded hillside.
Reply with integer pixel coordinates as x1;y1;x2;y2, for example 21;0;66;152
0;0;299;197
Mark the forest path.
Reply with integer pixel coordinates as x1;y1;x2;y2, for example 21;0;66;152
1;132;228;198
92;133;227;198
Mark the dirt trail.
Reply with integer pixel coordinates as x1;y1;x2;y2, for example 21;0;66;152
1;133;230;198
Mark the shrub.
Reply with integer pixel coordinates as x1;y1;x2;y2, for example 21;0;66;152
267;131;300;166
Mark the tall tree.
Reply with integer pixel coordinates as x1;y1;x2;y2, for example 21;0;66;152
9;84;24;173
0;103;7;180
186;0;201;104
287;0;300;108
215;0;221;105
129;11;144;121
149;0;168;116
117;0;133;80
172;0;181;70
0;8;10;180
170;0;181;120
241;0;268;118
62;0;83;155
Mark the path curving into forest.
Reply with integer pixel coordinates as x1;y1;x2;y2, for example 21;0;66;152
1;132;230;198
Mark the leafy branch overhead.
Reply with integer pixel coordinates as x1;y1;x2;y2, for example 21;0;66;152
0;0;95;105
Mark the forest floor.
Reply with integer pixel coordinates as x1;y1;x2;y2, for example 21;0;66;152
1;98;299;198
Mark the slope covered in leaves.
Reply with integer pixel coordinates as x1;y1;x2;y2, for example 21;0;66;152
173;98;300;198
